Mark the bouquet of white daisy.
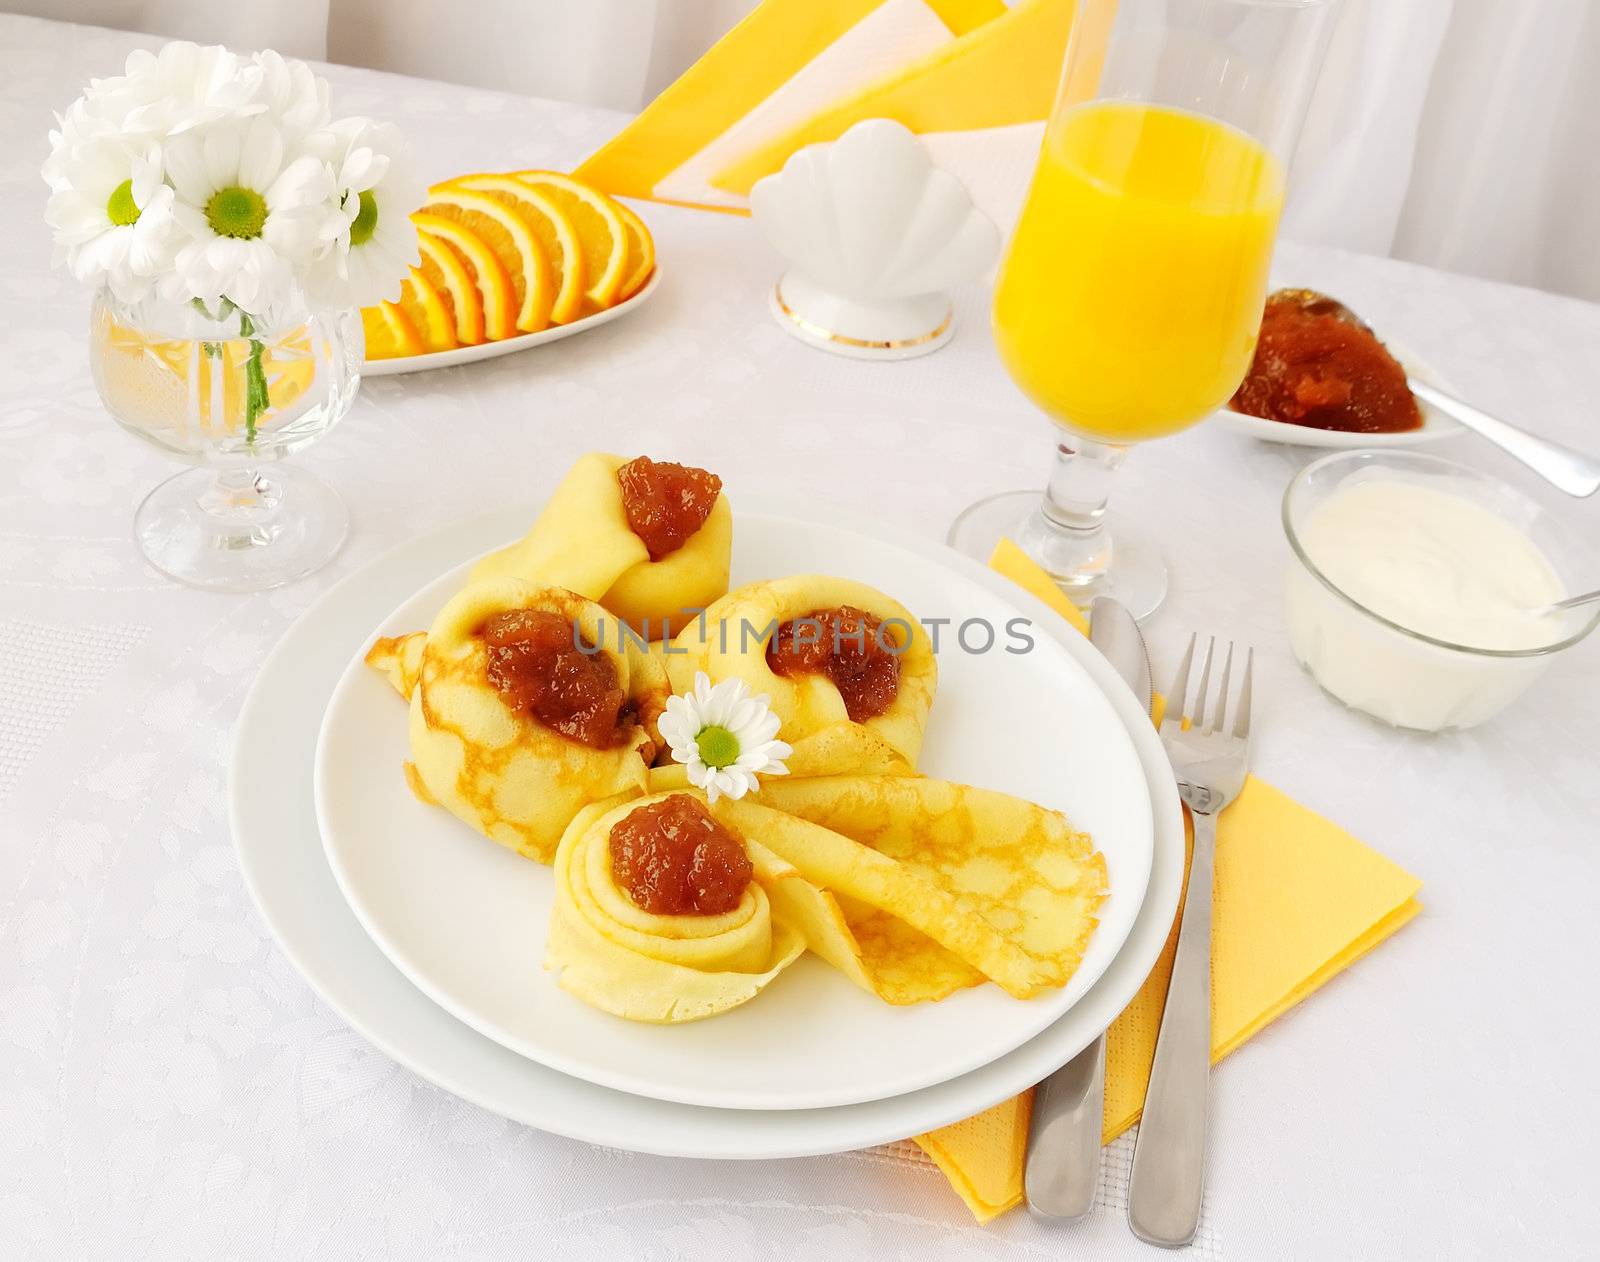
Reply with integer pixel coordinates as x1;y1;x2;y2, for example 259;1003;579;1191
43;41;422;442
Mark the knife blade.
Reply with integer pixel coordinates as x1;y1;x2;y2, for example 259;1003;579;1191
1025;595;1151;1220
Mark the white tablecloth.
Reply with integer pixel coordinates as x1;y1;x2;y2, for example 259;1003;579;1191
5;15;1599;1260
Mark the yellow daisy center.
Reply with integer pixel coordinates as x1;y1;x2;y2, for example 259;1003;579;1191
348;189;379;246
206;185;268;239
106;179;140;227
695;725;741;769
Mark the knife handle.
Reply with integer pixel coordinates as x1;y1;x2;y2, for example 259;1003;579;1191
1128;809;1216;1247
1024;1034;1105;1218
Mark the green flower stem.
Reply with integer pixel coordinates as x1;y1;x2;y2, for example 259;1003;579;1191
235;310;270;446
188;297;268;444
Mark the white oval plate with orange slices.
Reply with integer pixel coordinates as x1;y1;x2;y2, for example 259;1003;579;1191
362;268;659;376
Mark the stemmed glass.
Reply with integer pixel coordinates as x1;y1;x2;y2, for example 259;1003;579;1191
90;289;360;592
949;0;1339;618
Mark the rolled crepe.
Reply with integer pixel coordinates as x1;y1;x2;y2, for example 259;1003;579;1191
546;793;807;1022
378;578;654;863
468;452;732;639
666;576;937;776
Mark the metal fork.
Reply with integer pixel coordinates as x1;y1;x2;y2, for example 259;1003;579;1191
1128;635;1254;1248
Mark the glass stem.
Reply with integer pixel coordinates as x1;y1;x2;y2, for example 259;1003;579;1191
196;468;284;552
1042;438;1128;533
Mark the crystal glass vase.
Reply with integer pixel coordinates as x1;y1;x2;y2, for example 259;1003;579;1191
89;289;362;591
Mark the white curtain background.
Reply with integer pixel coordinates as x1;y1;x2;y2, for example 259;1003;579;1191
13;0;1600;302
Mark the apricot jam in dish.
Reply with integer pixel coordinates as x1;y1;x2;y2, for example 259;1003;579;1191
1232;292;1422;433
482;609;633;749
617;456;722;560
609;795;753;916
766;605;901;722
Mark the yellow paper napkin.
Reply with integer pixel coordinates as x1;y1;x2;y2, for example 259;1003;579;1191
912;540;1424;1223
575;0;1091;225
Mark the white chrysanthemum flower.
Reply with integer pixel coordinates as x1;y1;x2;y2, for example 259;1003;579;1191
162;114;333;309
109;42;263;140
43;134;179;302
302;117;423;308
657;671;791;804
249;49;331;142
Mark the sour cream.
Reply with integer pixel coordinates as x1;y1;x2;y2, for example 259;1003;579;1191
1286;471;1571;731
1297;480;1566;651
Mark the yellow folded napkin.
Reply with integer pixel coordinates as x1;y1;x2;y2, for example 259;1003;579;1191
911;540;1423;1222
576;0;1095;226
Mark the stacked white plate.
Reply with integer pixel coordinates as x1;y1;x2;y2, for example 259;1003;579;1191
230;502;1185;1158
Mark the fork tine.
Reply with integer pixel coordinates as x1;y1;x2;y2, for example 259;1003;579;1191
1163;633;1197;729
1190;636;1216;730
1232;647;1254;741
1209;641;1235;735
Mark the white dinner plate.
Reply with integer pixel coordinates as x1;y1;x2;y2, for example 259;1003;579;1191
230;502;1185;1157
315;510;1155;1111
361;270;660;376
1215;340;1458;447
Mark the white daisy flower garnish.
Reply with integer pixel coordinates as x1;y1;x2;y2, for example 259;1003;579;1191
162;114;334;310
303;118;423;309
657;671;791;804
43;134;179;303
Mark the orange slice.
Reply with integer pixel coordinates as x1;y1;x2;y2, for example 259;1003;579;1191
416;228;483;345
515;170;629;310
361;300;424;360
609;197;656;301
451;173;584;325
397;266;458;353
412;212;517;341
422;184;553;333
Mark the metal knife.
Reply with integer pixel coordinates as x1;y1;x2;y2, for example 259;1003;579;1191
1025;595;1151;1220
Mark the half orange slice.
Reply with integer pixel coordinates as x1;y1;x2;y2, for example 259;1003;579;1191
609;197;656;301
416;228;484;345
412;212;517;341
422;184;553;333
452;173;585;325
397;266;458;353
515;170;629;310
362;300;424;360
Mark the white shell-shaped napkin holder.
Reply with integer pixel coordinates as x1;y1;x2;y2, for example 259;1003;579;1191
750;119;1001;361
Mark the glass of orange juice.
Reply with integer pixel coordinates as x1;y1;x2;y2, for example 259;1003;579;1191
949;0;1338;618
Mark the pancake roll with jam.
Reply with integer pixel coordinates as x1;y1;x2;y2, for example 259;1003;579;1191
469;452;731;639
366;578;661;863
664;576;937;777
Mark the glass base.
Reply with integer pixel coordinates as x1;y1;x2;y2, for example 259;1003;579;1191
134;465;348;593
947;489;1168;621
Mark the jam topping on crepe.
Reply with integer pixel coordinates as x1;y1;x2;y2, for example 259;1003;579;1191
1231;291;1422;434
610;795;752;915
617;456;722;560
482;609;634;748
767;605;901;722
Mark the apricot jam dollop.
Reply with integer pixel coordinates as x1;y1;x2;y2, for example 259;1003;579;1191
766;605;901;722
1231;293;1422;433
617;456;722;560
609;795;753;916
482;609;633;748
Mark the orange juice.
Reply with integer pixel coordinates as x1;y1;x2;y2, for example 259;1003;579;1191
993;102;1285;443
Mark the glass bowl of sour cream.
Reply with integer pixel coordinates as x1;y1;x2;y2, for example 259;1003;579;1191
1282;450;1599;731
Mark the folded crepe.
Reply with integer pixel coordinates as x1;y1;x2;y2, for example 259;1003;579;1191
365;578;658;863
719;778;1105;1003
546;781;1106;1023
666;575;937;776
748;776;1106;1001
470;452;732;639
